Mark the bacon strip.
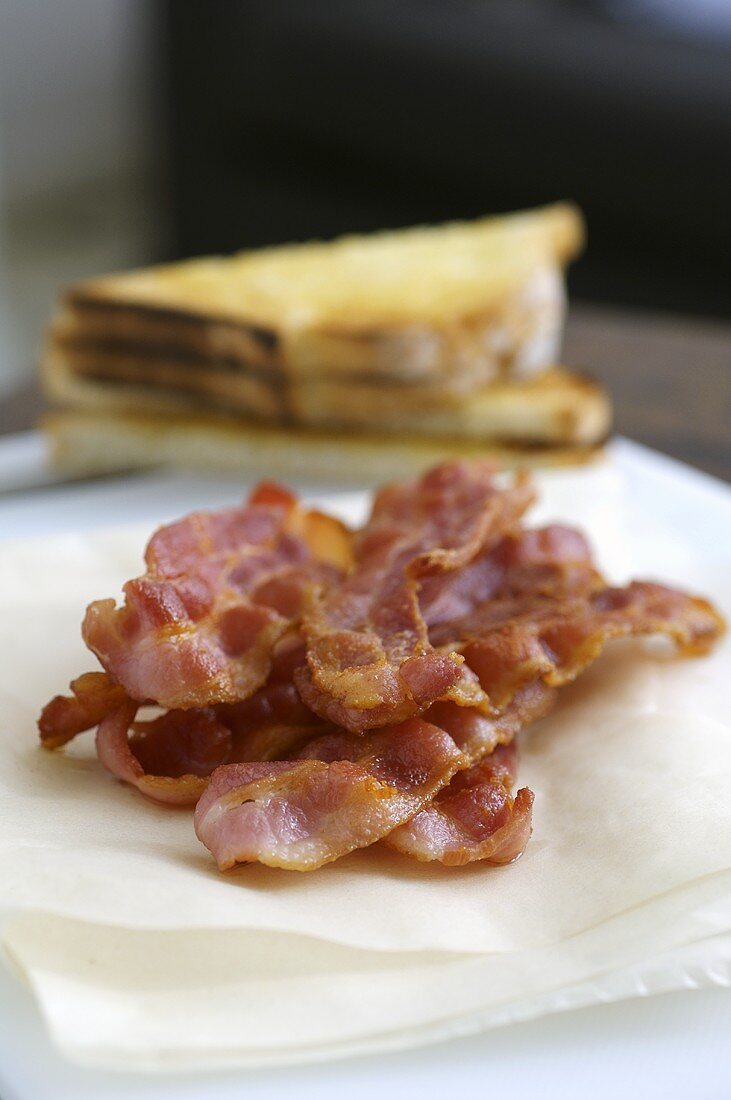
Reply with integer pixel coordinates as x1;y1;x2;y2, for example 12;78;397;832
388;579;723;868
82;483;351;710
193;681;555;872
385;742;534;866
95;701;232;805
421;525;601;632
36;461;726;877
217;681;331;763
422;681;556;761
297;461;534;733
37;639;328;802
194;718;468;871
38;672;127;749
455;581;724;709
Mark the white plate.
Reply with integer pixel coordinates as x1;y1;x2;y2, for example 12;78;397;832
1;433;730;1100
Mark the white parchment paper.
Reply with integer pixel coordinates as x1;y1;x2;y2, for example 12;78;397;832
1;452;729;1069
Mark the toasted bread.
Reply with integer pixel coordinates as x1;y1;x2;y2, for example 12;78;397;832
51;263;564;390
65;203;582;329
48;204;582;398
46;264;567;428
44;339;610;447
43;339;283;421
288;368;611;445
44;408;605;486
41;203;605;475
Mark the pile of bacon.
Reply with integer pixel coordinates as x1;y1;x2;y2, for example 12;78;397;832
38;462;724;873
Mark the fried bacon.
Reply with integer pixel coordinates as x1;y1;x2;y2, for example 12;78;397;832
296;461;534;733
193;684;555;872
194;718;468;871
384;742;535;866
422;681;556;760
420;524;601;630
82;483;351;710
95;701;232;806
455;581;724;709
38;672;127;749
40;664;328;805
217;681;330;763
37;460;725;876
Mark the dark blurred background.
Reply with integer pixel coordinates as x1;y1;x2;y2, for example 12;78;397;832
163;0;731;318
0;0;729;475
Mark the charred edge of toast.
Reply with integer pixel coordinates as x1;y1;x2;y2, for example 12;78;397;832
66;369;291;422
53;333;279;383
52;335;540;390
50;333;606;397
64;293;280;352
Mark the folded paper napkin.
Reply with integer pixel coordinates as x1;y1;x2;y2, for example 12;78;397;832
0;454;729;1070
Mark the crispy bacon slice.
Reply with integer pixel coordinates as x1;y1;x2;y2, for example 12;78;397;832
81;483;351;710
422;680;556;761
36;461;726;877
38;672;127;749
455;581;724;709
421;525;601;632
95;701;232;805
193;681;555;872
211;629;332;762
217;681;330;762
39;667;322;803
297;461;534;733
385;742;534;866
37;635;326;807
194;718;468;871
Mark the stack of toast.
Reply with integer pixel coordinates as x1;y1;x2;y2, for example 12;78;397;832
42;202;611;481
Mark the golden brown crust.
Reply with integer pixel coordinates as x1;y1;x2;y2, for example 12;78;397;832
61;202;583;332
287;368;612;445
55;303;279;367
43;339;285;421
51;261;567;390
43;330;611;447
